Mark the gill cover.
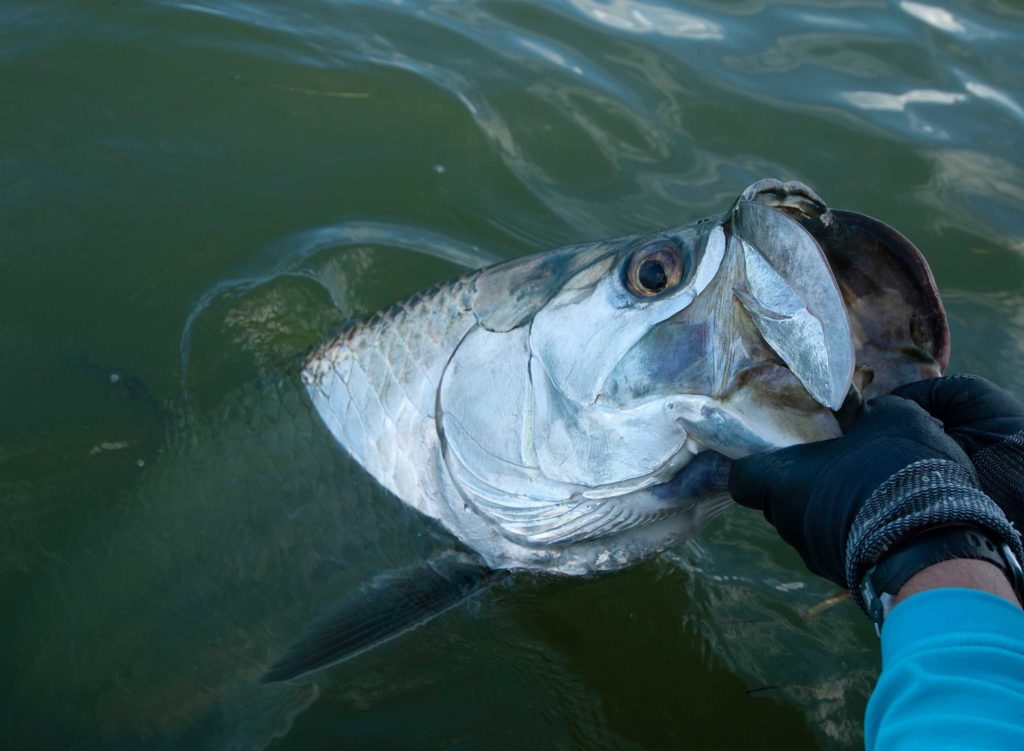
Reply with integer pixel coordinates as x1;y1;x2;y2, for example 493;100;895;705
437;226;727;546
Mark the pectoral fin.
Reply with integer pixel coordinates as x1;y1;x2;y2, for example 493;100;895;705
263;554;504;682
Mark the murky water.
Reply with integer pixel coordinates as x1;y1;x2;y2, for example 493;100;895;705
3;1;1024;748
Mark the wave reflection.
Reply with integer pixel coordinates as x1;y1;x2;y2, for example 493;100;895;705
566;0;723;40
899;1;966;34
842;88;967;111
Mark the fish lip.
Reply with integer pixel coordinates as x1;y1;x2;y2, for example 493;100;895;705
732;178;831;226
667;394;779;459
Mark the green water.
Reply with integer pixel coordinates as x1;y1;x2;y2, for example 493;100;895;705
3;1;1024;748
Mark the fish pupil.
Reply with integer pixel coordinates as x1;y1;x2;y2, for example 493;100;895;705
638;258;668;292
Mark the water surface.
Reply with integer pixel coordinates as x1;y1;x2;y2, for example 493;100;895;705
2;1;1024;748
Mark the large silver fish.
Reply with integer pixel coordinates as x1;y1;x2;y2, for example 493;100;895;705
266;179;948;681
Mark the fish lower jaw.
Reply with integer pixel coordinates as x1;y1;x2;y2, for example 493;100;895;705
667;390;841;459
684;436;704;455
580;439;699;501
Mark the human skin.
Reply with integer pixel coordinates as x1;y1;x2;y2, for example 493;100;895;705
894;558;1021;609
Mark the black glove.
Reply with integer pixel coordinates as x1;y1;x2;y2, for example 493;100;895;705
729;395;1021;610
894;375;1024;529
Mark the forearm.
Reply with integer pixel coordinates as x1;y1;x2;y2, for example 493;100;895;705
869;556;1023;750
866;587;1024;751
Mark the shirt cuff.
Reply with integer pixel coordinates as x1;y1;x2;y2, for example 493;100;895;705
882;587;1024;662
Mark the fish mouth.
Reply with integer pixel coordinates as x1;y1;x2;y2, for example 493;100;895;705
716;176;946;422
737;179;950;388
735;178;949;376
667;376;841;462
810;208;951;379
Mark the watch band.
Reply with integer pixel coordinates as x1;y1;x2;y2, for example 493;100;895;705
859;525;1024;634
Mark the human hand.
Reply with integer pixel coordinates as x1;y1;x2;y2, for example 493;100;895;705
895;375;1024;529
728;395;1019;611
894;375;1024;455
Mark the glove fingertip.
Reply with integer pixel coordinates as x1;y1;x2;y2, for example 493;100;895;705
728;454;772;511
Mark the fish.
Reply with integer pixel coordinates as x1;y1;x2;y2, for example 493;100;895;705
264;179;948;681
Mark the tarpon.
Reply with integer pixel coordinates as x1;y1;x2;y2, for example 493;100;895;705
265;179;948;681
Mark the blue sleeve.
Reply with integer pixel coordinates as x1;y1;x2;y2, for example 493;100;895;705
865;588;1024;750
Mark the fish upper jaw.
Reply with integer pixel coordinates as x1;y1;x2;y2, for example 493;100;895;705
733;178;831;227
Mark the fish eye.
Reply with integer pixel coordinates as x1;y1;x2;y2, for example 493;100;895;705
625;241;685;297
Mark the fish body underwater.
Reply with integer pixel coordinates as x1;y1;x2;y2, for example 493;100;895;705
269;179;949;680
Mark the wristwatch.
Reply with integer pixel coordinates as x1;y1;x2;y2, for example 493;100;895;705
859;525;1024;635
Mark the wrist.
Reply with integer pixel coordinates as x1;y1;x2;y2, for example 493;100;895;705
859;525;1024;632
893;557;1022;609
844;458;1024;616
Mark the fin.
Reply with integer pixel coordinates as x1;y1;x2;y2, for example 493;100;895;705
262;554;505;682
218;680;320;749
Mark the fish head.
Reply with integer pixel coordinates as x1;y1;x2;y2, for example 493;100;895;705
593;178;938;462
441;180;947;557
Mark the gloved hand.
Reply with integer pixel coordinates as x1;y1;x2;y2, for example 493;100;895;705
729;395;1021;611
895;375;1024;529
